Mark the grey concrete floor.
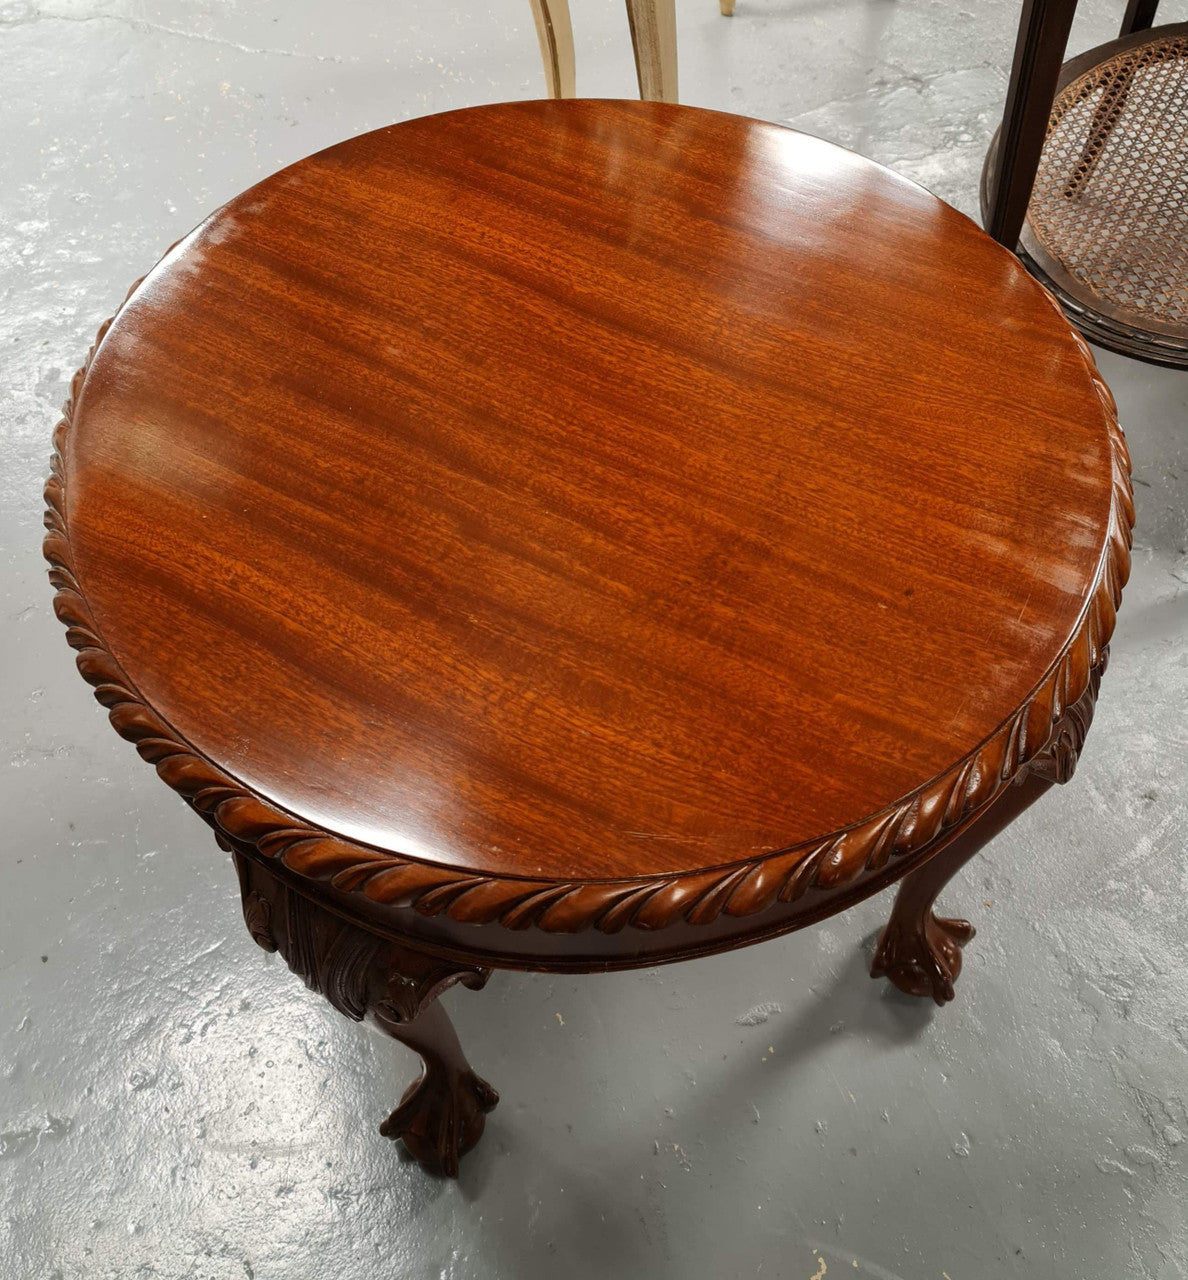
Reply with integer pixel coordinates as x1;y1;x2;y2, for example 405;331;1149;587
2;0;1187;1276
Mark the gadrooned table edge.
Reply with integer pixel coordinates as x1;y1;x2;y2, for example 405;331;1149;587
43;269;1135;939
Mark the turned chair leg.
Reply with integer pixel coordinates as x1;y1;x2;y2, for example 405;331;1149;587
231;850;498;1176
872;771;1053;1003
528;0;576;98
625;0;679;102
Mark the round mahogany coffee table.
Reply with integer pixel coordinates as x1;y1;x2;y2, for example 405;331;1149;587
45;101;1133;1177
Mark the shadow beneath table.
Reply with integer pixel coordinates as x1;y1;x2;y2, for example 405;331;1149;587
699;930;940;1087
450;925;941;1272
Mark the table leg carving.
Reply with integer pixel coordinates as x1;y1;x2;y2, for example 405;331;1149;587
872;669;1100;1002
375;999;500;1178
870;836;982;1005
231;852;497;1176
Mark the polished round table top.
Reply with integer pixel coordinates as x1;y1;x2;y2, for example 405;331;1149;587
51;100;1129;948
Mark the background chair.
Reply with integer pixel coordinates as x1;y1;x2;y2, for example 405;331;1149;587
529;0;679;101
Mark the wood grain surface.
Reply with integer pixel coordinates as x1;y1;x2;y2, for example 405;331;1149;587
53;101;1129;948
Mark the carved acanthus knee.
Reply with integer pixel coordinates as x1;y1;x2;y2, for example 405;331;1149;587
231;851;490;1022
230;852;498;1174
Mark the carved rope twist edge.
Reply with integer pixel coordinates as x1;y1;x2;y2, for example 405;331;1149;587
43;277;1135;936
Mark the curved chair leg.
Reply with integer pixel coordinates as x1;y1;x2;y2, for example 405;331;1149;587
872;771;1053;1003
625;0;679;102
529;0;576;98
231;850;497;1176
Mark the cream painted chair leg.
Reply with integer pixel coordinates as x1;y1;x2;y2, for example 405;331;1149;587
529;0;576;98
625;0;679;102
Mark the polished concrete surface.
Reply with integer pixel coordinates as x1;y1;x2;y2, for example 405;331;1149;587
2;1;1186;1276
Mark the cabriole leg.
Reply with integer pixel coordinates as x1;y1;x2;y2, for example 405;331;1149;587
231;850;497;1176
871;772;1052;1003
375;999;499;1177
872;670;1099;1003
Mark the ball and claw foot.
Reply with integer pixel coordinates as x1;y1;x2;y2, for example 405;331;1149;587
380;1066;500;1178
871;913;976;1005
